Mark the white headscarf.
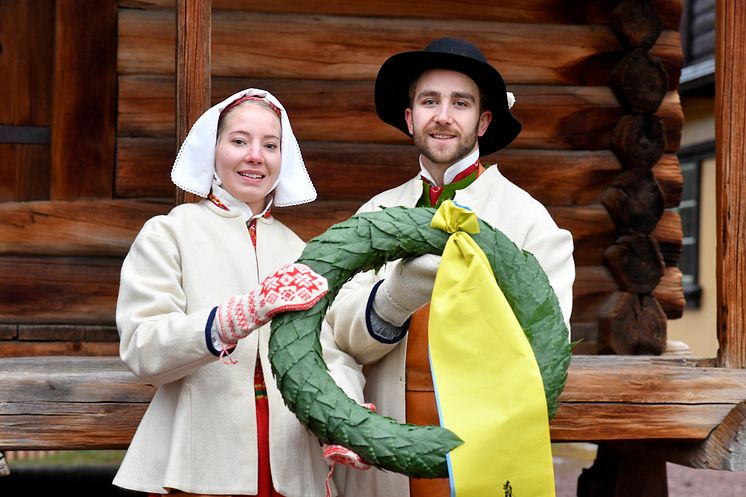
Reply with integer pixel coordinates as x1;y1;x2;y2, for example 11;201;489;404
170;88;317;208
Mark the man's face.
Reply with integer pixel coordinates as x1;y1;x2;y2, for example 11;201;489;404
405;69;492;172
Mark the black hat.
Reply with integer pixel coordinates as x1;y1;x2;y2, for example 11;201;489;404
374;38;521;155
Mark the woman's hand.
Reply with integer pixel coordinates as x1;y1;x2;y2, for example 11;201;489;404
215;263;328;344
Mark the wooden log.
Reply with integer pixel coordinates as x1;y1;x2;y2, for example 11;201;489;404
174;0;211;205
0;342;120;358
609;48;669;114
598;291;667;355
602;168;665;235
51;0;117;200
119;0;683;29
16;325;119;342
0;256;121;324
652;209;683;268
603;233;665;293
117;9;682;86
609;0;663;49
663;401;746;471
116;136;683;209
654;266;684;319
611;114;666;169
0;200;171;257
715;0;746;368
0;325;17;340
117;75;683;151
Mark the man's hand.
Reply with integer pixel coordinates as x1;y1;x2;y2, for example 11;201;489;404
373;254;441;326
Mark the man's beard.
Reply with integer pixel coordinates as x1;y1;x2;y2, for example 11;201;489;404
413;124;480;168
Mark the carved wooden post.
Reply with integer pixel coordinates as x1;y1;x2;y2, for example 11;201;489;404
175;0;211;205
715;0;746;368
597;0;674;356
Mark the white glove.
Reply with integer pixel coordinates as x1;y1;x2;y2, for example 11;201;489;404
322;403;376;471
372;254;440;326
216;263;327;344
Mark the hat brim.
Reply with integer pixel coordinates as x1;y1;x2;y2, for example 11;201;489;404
375;51;521;155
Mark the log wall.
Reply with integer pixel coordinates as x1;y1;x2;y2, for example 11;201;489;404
0;0;685;355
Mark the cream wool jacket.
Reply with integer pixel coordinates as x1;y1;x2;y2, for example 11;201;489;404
114;200;336;496
323;165;576;497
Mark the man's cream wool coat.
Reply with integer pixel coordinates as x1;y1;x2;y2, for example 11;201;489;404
323;165;576;497
114;200;337;496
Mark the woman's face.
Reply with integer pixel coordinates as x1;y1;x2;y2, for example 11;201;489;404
215;103;282;213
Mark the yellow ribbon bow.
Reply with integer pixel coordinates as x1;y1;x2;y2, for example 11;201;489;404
428;200;555;497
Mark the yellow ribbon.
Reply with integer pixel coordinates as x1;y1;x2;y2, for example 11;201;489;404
429;200;555;497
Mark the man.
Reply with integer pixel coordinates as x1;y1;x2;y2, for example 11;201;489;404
322;38;575;496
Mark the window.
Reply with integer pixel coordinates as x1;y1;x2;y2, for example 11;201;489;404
674;143;713;308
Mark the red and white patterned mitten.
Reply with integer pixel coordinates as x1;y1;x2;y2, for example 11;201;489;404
216;263;328;344
321;403;376;471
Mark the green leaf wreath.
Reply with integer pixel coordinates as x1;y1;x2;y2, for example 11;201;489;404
269;206;572;478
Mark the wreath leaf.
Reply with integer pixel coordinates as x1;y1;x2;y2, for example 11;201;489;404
269;206;571;478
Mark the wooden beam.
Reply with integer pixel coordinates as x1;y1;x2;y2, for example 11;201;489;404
51;0;117;200
0;200;170;256
119;0;683;29
715;0;746;367
0;256;120;324
659;401;746;471
174;0;211;205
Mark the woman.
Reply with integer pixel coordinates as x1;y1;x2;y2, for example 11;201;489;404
113;89;345;496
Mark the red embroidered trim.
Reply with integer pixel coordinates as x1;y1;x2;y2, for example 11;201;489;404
208;192;230;211
221;95;282;118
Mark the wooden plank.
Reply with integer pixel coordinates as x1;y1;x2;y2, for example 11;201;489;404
51;0;117;200
5;355;746;450
118;76;683;151
0;357;151;402
0;256;121;324
0;0;54;126
551;403;732;441
0;342;119;358
119;0;682;29
0;144;50;202
563;355;746;404
116;137;683;209
118;9;682;86
664;401;746;471
16;325;119;342
174;0;211;205
0;402;145;449
0;200;170;257
0;1;53;201
715;0;746;368
0;325;17;340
